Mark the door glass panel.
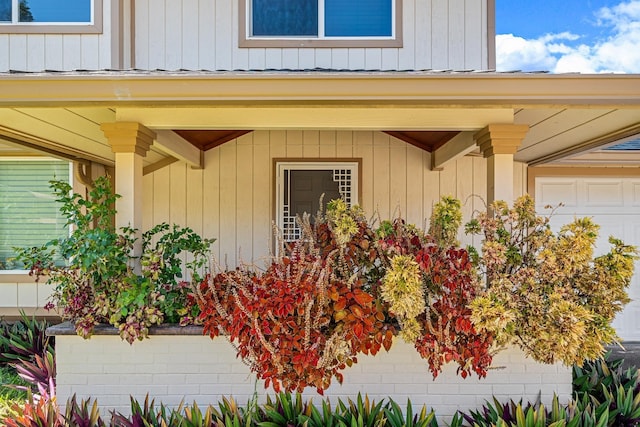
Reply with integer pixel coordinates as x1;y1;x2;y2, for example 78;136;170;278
289;170;341;219
281;166;356;241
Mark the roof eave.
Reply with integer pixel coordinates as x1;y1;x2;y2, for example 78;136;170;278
0;72;639;107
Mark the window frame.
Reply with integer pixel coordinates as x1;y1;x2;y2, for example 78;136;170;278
274;159;361;242
240;0;402;48
0;0;102;34
0;157;72;274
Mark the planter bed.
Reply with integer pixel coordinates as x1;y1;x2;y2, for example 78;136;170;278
48;323;572;419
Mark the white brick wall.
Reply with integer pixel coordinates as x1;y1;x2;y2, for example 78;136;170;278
55;335;572;421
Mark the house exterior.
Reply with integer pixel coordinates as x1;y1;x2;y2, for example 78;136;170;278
0;0;639;418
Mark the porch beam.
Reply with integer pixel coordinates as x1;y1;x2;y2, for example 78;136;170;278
143;156;179;175
153;130;203;169
116;107;514;131
431;132;477;170
475;124;529;204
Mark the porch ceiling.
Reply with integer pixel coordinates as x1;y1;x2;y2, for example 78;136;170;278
382;131;461;152
0;71;638;167
174;130;253;151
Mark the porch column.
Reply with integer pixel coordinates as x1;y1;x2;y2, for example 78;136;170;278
474;124;529;205
100;122;156;262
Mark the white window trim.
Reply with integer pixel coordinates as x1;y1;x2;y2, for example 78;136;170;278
0;0;102;34
239;0;402;48
0;157;72;274
276;161;359;241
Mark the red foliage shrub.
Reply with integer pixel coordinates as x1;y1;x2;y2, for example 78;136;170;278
198;201;494;393
415;246;493;379
198;238;385;393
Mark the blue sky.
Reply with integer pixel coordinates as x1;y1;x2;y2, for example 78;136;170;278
495;0;640;73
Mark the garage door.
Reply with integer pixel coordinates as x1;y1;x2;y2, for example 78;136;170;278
536;177;640;341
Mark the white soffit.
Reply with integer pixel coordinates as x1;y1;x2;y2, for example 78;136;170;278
514;109;640;164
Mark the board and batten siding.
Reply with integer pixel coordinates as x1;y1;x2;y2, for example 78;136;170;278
134;0;490;71
142;131;526;269
0;134;526;314
0;2;115;72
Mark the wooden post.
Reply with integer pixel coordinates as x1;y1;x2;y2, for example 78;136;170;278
100;122;155;265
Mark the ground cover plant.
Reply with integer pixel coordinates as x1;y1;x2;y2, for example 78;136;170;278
4;359;640;427
458;353;640;426
0;365;27;421
1;328;639;426
0;312;53;367
0;313;53;422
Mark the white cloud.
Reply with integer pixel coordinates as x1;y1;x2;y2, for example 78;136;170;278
496;0;640;73
496;33;577;72
554;53;597;73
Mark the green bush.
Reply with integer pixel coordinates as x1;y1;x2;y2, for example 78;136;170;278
572;353;640;426
456;354;640;426
14;177;214;344
0;311;55;398
1;391;449;427
573;353;640;404
460;395;590;427
0;312;53;366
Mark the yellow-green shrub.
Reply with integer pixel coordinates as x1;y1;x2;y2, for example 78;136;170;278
468;195;638;365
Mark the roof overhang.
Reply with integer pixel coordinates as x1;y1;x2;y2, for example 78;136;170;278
0;71;639;168
0;71;639;107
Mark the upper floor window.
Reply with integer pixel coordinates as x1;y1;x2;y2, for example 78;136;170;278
240;0;402;48
0;0;102;34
